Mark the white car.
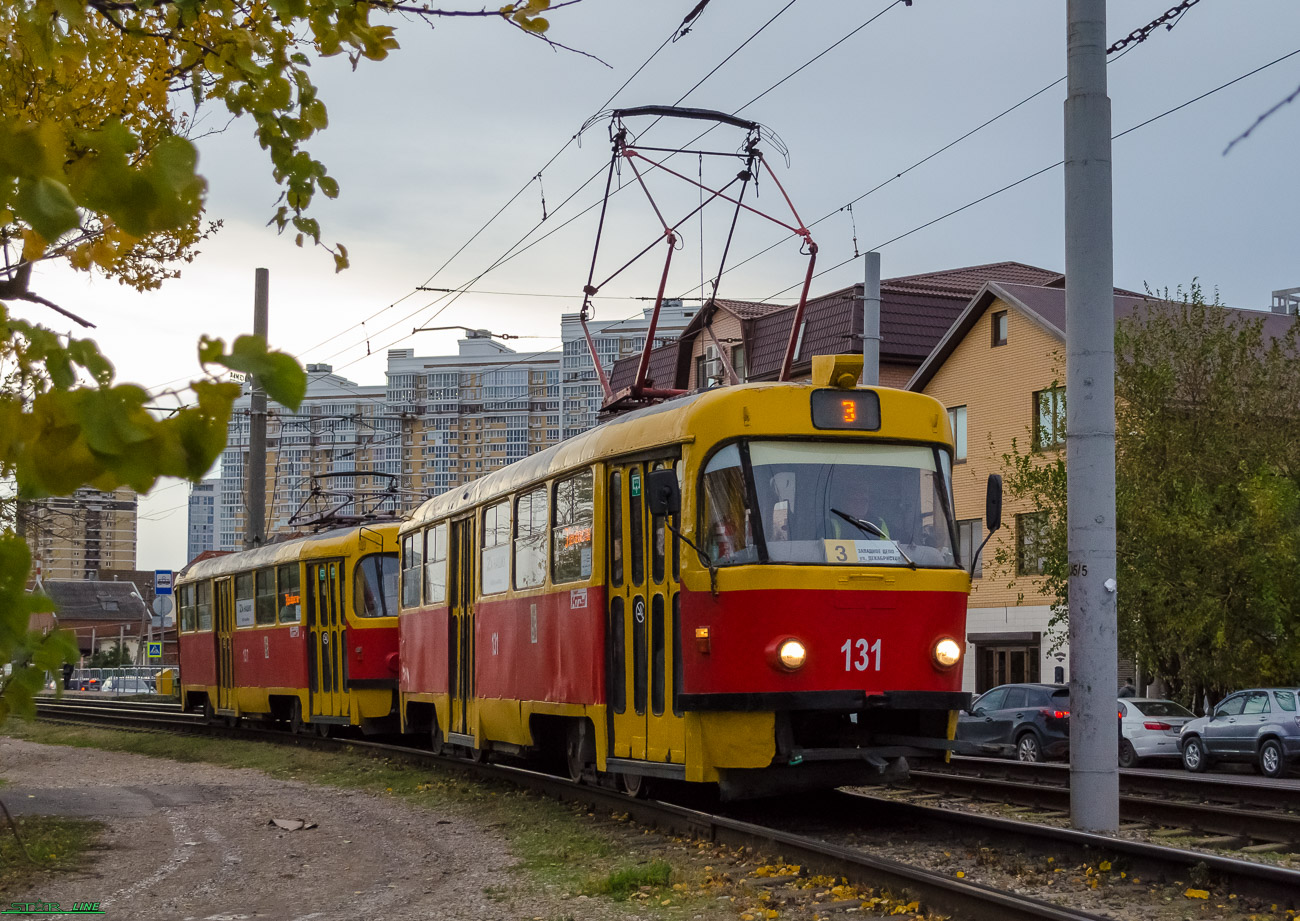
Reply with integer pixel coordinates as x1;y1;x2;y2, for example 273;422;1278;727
1118;697;1195;766
100;676;154;695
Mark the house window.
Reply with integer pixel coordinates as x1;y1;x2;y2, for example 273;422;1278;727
947;405;967;462
731;345;747;383
956;518;983;577
1016;511;1050;576
992;310;1008;347
1034;386;1066;449
695;346;722;390
975;642;1041;693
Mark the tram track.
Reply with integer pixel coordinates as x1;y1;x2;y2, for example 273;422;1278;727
908;756;1300;847
29;697;1300;919
27;702;1300;915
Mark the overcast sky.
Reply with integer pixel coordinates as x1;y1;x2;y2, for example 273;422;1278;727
24;0;1300;570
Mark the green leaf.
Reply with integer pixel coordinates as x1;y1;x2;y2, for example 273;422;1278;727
13;177;80;242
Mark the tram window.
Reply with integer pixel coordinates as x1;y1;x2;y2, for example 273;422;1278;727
277;564;301;623
552;469;594;584
608;471;623;588
481;501;511;595
179;584;196;632
354;553;399;617
651;465;667;584
424;523;447;604
701;444;757;566
515;488;548;590
196;581;213;631
235;572;255;628
628;468;644;587
401;532;423;608
254;569;277;624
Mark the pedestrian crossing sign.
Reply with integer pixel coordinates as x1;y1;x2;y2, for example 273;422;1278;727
147;642;162;659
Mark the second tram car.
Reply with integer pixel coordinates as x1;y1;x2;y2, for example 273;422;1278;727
177;525;401;734
398;356;990;797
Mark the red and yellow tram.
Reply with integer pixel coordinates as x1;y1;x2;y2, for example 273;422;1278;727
399;356;987;798
176;525;401;734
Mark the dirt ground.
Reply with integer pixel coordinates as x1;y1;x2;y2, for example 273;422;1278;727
0;735;658;921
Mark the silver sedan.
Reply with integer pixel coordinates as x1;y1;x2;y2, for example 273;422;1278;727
1118;697;1195;767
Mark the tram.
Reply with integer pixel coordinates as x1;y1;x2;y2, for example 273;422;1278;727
176;525;401;734
398;355;996;798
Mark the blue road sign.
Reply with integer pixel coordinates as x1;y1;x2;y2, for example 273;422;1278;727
147;642;162;659
155;570;173;595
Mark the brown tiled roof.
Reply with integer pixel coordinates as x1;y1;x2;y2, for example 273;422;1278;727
608;341;682;392
43;580;149;621
711;298;790;320
884;261;1063;298
907;282;1298;391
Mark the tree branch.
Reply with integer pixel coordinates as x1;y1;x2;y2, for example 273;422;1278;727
1224;81;1300;155
0;263;97;329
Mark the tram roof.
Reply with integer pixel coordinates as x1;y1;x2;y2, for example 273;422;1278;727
404;380;949;531
178;522;399;583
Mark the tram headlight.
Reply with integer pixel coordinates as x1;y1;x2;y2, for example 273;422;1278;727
932;637;962;669
778;639;807;670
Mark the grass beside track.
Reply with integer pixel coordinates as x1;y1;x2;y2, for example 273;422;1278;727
3;721;712;917
0;815;104;897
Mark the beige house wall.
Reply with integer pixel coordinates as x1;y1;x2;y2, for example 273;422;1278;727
920;297;1064;610
687;312;746;388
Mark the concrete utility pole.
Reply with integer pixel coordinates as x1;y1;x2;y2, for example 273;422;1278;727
861;252;881;385
246;268;269;550
1064;0;1119;832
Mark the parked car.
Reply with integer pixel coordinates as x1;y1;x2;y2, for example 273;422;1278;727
100;676;154;695
1179;688;1300;778
956;683;1071;762
1118;698;1195;766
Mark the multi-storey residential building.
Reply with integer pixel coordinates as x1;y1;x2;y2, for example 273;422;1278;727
217;365;397;549
186;479;218;563
22;487;138;581
559;300;696;438
387;334;561;496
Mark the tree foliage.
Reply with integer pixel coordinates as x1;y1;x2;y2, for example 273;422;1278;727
0;0;577;723
999;284;1300;708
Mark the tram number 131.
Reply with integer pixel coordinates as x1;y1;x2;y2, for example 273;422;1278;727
841;638;882;672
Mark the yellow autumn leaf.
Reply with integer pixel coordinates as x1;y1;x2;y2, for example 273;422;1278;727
1185;888;1210;899
1099;860;1112;871
955;871;965;878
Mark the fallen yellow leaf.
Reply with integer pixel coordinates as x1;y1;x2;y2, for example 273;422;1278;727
1185;889;1210;900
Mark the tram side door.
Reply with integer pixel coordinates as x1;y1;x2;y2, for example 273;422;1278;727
607;459;685;764
447;518;476;738
306;560;347;720
215;578;235;712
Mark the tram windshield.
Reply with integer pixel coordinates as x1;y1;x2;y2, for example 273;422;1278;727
354;552;400;618
700;440;958;568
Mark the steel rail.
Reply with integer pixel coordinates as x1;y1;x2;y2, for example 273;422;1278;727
28;701;1300;914
943;754;1300;811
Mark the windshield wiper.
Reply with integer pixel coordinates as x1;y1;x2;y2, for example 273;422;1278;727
830;508;917;569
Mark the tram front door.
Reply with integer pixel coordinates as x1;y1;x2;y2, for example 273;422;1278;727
306;560;347;721
606;459;685;765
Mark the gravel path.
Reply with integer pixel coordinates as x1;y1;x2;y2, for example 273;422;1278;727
0;736;650;921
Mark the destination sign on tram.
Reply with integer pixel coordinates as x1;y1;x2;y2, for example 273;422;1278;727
810;390;881;431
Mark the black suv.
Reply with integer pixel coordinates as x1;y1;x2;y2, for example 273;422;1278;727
956;683;1071;762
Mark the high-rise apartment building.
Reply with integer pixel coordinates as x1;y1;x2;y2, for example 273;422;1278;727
22;487;138;581
186;478;218;563
216;365;397;550
388;335;561;496
558;301;696;438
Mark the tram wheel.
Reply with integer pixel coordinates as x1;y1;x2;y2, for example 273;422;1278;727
202;699;217;725
430;720;445;756
566;722;590;784
468;745;490;764
618;772;649;799
289;699;305;735
313;721;333;739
